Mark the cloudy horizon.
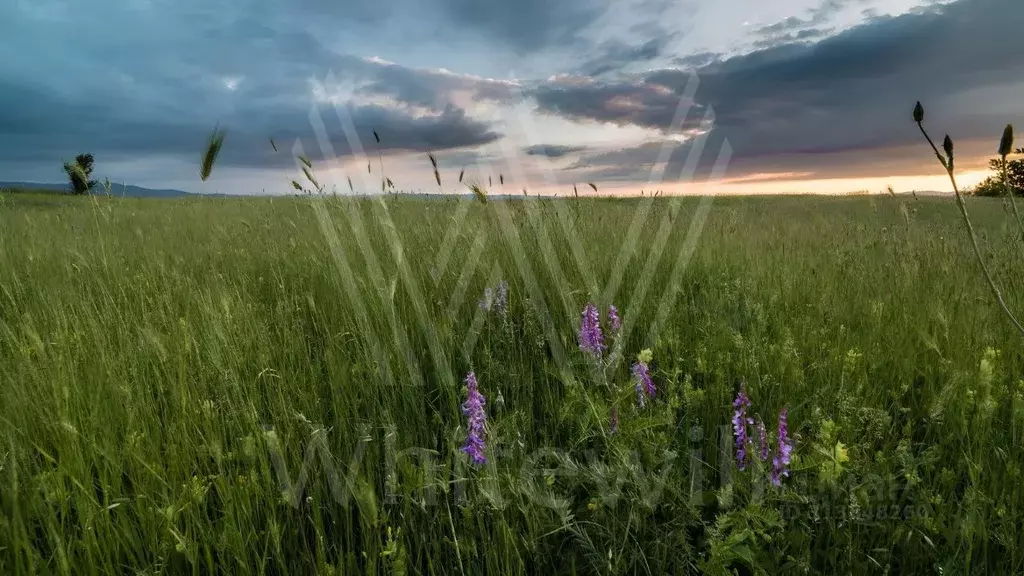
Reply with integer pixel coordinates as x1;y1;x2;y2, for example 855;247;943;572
2;0;1020;195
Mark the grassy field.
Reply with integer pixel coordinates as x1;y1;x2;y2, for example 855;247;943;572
1;191;1022;574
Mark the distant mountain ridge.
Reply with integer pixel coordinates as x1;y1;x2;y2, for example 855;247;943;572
0;181;210;198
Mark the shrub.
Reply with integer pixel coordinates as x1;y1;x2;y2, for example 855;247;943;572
63;153;98;195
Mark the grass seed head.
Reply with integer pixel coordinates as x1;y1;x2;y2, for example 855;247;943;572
200;125;226;182
999;124;1014;158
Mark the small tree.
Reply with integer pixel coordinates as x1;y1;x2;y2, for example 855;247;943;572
63;153;97;194
971;147;1024;197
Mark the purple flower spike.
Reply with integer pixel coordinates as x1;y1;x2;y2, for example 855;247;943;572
771;407;793;486
578;302;605;357
632;361;655;408
732;384;754;470
608;305;621;332
461;372;488;465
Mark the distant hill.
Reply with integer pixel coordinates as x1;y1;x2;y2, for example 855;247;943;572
0;181;215;198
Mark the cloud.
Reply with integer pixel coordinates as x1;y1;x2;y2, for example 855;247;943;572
531;74;711;134
752;0;867;37
533;0;1024;180
429;0;603;53
751;28;835;50
567;136;997;185
0;3;518;174
248;0;605;54
4;0;1018;191
577;34;678;77
347;57;523;110
671;52;723;69
523;144;589;158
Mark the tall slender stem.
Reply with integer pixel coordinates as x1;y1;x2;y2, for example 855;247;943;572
1001;157;1024;241
917;122;1024;338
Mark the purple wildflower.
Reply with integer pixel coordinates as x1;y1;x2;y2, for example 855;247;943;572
608;305;621;332
757;418;769;461
578;302;605;357
632;361;655;408
609;406;619;435
495;281;508;315
732;384;754;470
461;372;488;465
771;407;793;486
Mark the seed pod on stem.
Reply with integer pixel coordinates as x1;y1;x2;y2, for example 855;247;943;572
999;124;1014;158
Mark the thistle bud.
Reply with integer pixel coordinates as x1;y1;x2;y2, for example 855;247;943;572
913;102;924;123
943;135;954;160
999;124;1014;158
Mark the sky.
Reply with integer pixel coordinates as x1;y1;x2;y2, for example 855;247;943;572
1;0;1021;196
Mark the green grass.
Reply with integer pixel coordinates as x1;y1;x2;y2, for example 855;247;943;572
1;191;1022;574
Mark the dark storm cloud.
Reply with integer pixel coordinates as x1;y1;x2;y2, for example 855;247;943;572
531;74;711;135
288;0;604;53
428;0;604;53
523;145;589;158
0;74;500;170
578;34;678;77
0;1;518;171
351;59;522;109
534;0;1024;180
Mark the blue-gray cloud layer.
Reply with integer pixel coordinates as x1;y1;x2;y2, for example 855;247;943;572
0;0;559;173
533;0;1024;180
2;0;1021;186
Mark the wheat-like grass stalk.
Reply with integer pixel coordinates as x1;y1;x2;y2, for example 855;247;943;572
302;166;320;193
200;125;227;182
373;130;389;194
466;181;487;204
428;152;442;191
